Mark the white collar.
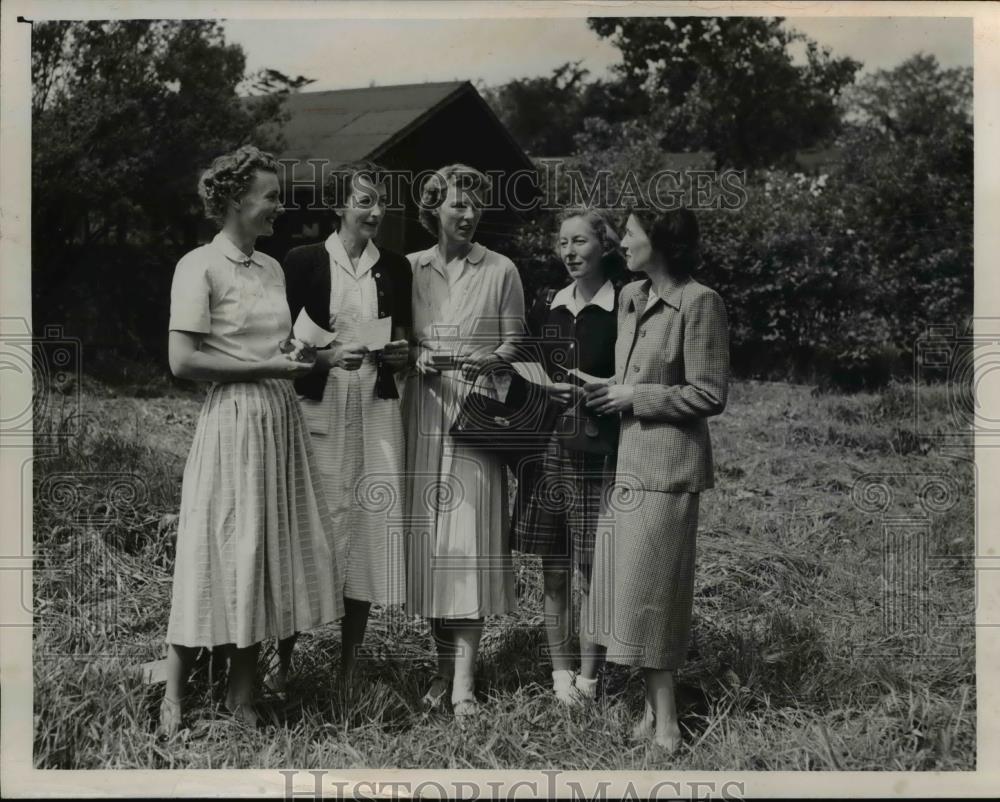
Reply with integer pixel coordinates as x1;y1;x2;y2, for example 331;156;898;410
325;231;380;277
212;232;265;268
550;279;615;314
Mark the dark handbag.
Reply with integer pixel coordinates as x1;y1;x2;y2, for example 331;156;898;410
449;369;561;471
554;398;619;456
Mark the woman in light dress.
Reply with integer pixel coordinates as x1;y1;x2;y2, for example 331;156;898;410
161;145;344;735
283;161;412;687
403;164;525;717
584;207;729;751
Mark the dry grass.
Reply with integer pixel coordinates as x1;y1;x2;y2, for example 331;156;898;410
32;378;975;770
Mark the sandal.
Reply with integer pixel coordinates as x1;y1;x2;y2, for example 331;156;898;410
452;697;479;720
420;675;450;711
157;697;182;738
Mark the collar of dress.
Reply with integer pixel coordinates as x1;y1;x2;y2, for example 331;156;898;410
212;231;266;268
550;279;615;314
325;231;380;278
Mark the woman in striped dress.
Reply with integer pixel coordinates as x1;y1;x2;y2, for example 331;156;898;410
161;145;344;736
283;161;412;687
584;207;729;751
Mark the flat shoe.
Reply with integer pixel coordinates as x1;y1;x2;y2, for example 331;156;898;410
420;675;450;711
452;697;479;718
157;697;182;738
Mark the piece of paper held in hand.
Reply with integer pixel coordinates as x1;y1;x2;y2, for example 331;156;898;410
354;316;393;351
292;308;337;348
568;367;610;385
511;361;554;387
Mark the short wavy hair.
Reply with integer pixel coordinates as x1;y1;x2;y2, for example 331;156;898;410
323;159;386;230
627;206;701;278
417;164;492;235
555;207;627;284
197;145;278;225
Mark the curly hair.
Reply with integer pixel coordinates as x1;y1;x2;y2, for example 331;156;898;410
627;206;701;279
417;164;492;235
556;207;628;285
323;160;386;230
197;145;278;225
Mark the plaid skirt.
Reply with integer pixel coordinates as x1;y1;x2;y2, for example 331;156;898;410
511;430;608;590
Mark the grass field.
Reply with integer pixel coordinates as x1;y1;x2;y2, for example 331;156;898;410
32;376;975;770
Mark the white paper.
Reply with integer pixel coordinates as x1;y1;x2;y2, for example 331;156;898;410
568;367;612;386
354;316;393;351
511;361;554;387
292;307;337;348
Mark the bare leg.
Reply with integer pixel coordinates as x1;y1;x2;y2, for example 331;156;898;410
542;559;573;673
645;668;681;751
451;618;483;716
421;618;453;709
225;643;260;728
577;589;606;681
341;597;371;686
160;644;197;736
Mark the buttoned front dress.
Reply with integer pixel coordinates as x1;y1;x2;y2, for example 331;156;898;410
166;232;344;649
296;234;406;606
402;243;525;619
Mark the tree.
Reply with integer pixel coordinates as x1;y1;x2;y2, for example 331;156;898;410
587;16;860;168
481;61;645;157
31;20;295;364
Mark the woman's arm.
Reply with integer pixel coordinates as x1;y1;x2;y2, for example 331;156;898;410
169;331;311;383
493;260;527;363
631;290;730;422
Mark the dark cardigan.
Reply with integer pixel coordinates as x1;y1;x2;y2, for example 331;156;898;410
283;241;413;400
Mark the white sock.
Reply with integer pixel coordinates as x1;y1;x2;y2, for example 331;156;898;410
552;669;576;702
574;675;598;698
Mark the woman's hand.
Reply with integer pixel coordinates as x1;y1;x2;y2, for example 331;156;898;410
261;353;317;380
381;340;410;372
322;342;367;371
546;382;580;406
584;382;634;415
415;349;441;376
459;352;509;382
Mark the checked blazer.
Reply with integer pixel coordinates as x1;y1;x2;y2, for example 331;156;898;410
613;277;730;492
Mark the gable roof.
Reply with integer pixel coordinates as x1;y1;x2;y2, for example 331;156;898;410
276;81;469;165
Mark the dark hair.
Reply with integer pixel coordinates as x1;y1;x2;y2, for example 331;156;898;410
556;207;628;286
628;207;700;278
323;160;386;230
197;145;278;225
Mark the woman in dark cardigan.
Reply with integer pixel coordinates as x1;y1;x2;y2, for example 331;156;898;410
278;160;413;689
512;208;625;705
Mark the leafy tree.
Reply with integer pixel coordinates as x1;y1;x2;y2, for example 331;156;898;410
481;61;645;157
31;20;295;365
587;16;860;168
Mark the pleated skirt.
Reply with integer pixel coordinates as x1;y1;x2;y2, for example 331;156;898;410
585;488;700;669
166;379;345;648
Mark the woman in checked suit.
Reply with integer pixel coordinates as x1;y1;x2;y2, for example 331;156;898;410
583;206;729;751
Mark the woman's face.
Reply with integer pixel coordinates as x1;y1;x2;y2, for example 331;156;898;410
621;213;653;272
235;170;283;237
337;175;386;242
436;181;482;245
558;216;603;283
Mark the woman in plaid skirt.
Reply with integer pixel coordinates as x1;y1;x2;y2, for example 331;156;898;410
584;207;729;752
512;208;624;705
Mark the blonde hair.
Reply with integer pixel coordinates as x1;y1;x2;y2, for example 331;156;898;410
417;163;492;235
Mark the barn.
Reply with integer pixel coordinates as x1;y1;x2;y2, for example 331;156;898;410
258;81;536;260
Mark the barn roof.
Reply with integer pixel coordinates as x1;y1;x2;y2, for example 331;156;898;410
276;81;470;165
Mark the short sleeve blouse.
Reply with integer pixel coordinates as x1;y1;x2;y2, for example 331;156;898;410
169;232;290;363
